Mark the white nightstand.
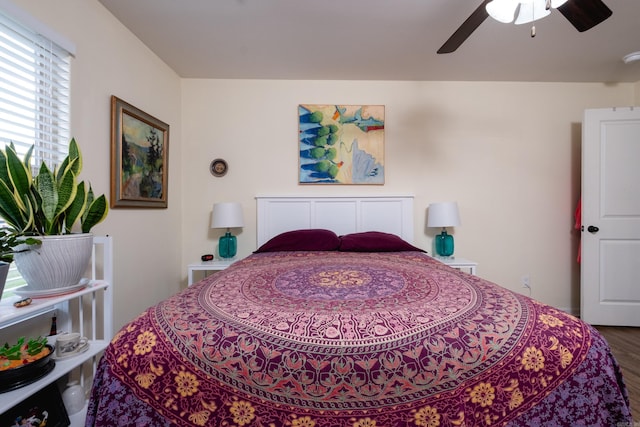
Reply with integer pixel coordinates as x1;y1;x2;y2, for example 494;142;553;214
436;257;478;275
187;259;235;285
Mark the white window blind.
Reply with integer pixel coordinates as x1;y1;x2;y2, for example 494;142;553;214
0;9;72;294
0;10;71;165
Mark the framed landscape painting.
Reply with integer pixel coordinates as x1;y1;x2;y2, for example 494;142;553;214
110;95;170;208
299;104;385;184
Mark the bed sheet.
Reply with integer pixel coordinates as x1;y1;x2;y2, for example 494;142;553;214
86;251;632;426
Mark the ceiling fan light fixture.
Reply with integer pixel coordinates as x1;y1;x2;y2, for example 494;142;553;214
515;0;551;24
622;51;640;64
487;0;569;25
486;0;519;23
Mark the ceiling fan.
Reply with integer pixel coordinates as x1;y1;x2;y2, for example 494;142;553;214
437;0;612;54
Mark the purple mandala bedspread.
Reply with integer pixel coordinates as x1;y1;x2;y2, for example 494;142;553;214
86;252;632;426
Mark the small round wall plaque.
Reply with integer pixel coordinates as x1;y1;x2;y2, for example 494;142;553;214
210;159;228;177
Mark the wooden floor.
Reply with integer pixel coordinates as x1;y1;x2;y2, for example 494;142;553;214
595;326;640;422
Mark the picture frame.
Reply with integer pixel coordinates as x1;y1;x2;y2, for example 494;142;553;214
110;95;170;208
298;104;385;185
0;383;70;426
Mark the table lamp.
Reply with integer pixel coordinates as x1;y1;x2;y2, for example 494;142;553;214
211;202;244;258
427;202;461;258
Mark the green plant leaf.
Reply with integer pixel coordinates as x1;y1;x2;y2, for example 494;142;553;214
35;162;58;233
55;165;78;214
29;188;45;234
5;147;32;198
0;146;35;232
0;150;9;191
0;180;25;231
68;138;82;175
20;143;34;169
65;181;87;233
57;138;82;182
19;193;35;233
82;193;108;233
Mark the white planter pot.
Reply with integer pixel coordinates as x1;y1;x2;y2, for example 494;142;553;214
14;234;93;291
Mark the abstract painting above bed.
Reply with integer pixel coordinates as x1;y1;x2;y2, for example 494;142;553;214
86;250;632;426
298;104;384;184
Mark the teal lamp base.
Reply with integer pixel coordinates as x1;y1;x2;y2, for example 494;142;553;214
218;231;237;258
434;229;454;257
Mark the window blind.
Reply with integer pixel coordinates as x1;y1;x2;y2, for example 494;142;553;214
0;9;72;294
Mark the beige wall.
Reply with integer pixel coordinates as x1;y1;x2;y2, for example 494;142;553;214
12;0;183;331
182;79;636;313
7;1;639;331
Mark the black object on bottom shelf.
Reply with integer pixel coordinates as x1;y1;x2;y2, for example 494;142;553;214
0;382;70;427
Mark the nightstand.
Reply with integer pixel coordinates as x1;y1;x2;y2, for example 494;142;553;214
436;257;478;275
187;259;235;285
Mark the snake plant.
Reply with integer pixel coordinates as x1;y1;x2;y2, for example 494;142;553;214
0;139;108;236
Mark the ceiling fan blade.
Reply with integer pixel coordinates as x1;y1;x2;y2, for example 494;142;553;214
557;0;612;32
438;0;491;54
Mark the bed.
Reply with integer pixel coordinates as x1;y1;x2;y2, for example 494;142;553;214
85;197;632;426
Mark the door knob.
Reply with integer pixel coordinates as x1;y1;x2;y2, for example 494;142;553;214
587;225;599;233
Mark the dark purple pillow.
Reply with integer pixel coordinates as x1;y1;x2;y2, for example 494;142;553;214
254;229;340;253
338;231;425;252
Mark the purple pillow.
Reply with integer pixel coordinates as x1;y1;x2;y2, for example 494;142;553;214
338;231;425;252
254;229;340;253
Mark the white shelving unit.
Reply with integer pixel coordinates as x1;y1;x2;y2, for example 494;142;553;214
0;236;113;425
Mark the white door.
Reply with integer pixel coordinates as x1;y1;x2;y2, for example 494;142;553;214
581;107;640;326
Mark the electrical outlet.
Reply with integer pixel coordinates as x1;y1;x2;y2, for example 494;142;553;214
521;275;531;289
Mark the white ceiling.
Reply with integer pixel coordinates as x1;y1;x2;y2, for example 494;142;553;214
98;0;640;83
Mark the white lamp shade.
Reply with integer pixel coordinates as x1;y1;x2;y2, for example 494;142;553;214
427;202;461;228
211;202;244;228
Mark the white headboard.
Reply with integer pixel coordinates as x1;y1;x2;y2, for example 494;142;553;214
256;196;414;247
